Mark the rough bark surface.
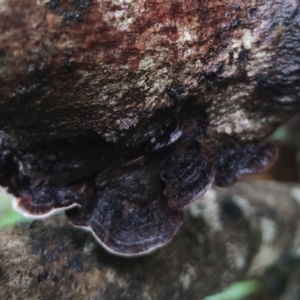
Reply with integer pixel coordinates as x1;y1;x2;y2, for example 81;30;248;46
3;0;300;257
1;182;300;300
1;1;300;296
0;0;299;144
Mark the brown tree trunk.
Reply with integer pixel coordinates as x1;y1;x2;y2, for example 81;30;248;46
0;0;299;144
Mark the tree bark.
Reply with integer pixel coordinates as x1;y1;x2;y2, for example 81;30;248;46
1;181;300;300
0;0;299;144
1;1;300;296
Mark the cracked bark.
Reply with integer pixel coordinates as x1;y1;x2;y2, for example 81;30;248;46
1;182;300;300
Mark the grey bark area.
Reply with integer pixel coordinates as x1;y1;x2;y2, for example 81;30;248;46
1;182;300;300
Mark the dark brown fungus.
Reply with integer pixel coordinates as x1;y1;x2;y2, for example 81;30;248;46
0;128;278;255
14;188;79;217
67;197;183;256
67;158;184;255
0;140;111;216
161;149;214;209
215;143;278;187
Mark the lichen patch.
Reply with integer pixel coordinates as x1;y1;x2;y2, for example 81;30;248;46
226;243;247;271
233;196;255;219
260;218;277;245
291;188;300;205
179;264;196;291
200;189;223;233
248;246;280;275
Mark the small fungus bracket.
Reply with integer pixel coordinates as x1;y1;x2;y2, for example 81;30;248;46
215;143;278;187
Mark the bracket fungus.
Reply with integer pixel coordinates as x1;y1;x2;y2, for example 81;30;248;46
0;126;277;255
0;0;299;255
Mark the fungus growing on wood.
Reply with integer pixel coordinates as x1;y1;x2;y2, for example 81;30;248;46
66;156;185;256
161;149;214;209
0;126;277;255
0;0;299;255
215;143;278;187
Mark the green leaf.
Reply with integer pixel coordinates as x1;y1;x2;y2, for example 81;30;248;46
204;280;261;300
0;190;31;227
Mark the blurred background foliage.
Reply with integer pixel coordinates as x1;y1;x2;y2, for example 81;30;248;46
0;189;31;228
207;114;300;300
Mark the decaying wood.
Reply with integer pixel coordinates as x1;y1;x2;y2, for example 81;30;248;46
0;0;299;144
1;181;300;300
1;1;300;297
2;0;300;257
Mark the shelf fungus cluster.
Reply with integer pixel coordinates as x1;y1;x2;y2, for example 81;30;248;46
0;0;299;255
0;120;277;256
